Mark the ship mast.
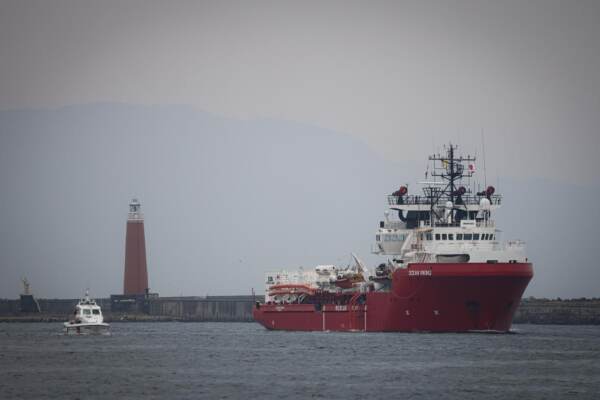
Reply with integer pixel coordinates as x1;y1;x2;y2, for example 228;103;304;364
428;143;475;224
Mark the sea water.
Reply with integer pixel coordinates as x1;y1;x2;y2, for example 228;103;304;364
0;322;598;399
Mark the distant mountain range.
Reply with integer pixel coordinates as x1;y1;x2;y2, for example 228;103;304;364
0;103;597;298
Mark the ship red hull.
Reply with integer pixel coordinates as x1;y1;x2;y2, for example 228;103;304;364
253;263;533;332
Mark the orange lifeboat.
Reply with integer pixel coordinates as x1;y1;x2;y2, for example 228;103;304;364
268;284;315;297
332;273;365;289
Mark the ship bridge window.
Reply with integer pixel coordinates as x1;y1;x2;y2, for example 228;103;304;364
426;233;432;240
473;233;480;240
376;234;381;241
442;234;447;240
448;233;454;240
482;233;488;240
383;234;406;242
435;234;440;241
92;309;100;315
457;233;463;240
83;309;91;315
464;233;473;240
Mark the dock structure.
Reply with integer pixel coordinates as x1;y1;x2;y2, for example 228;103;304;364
0;296;598;324
0;295;261;322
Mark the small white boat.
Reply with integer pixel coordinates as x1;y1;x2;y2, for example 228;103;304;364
64;291;110;335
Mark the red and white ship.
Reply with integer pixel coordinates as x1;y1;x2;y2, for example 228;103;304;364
253;144;533;332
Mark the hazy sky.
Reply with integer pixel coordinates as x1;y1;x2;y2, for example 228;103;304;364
1;1;599;298
1;0;599;182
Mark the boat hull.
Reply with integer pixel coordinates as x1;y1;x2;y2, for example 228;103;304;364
63;322;111;335
253;262;533;332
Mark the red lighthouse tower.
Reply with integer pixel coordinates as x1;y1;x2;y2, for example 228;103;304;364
123;198;149;295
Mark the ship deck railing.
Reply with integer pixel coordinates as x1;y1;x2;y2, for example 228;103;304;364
382;219;496;230
431;220;496;228
387;194;502;206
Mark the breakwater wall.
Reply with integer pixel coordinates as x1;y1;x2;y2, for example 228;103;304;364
0;295;261;322
145;296;259;322
1;296;599;324
0;297;112;319
513;298;600;325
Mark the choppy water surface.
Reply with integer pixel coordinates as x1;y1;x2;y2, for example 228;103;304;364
1;323;599;399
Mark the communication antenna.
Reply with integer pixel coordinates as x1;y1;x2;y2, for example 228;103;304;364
481;129;488;187
497;176;500;195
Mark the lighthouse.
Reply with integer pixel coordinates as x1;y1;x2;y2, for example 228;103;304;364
123;198;149;295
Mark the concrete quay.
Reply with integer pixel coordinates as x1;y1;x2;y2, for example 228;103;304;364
1;296;599;325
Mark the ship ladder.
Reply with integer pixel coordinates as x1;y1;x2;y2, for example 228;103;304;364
348;292;365;332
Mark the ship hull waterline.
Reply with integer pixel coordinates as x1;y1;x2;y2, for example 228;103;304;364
63;323;111;335
253;263;533;333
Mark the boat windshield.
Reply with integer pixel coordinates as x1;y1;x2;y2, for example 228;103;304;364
92;309;100;315
83;309;91;315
